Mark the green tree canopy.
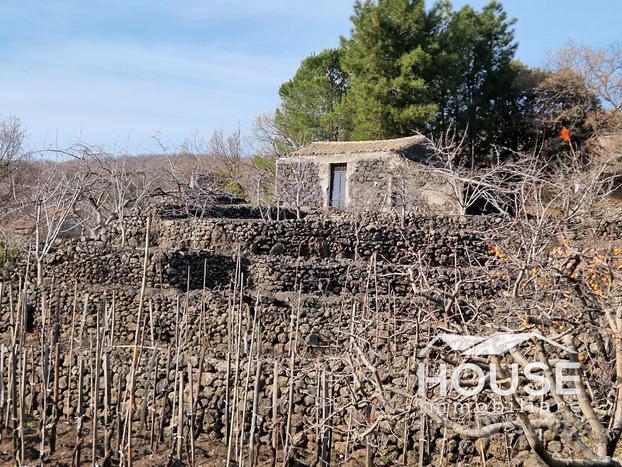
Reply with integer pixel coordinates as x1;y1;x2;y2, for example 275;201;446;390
276;0;553;161
427;1;530;153
338;0;438;140
275;48;348;145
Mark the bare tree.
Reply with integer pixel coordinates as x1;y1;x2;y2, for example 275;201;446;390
379;137;622;466
424;130;515;215
275;157;320;219
252;112;286;159
209;127;246;193
252;112;318;219
20;160;88;284
551;41;622;115
249;113;285;218
84;149;159;244
46;143;161;244
0;116;29;207
253;111;307;156
0;116;27;174
153;133;221;218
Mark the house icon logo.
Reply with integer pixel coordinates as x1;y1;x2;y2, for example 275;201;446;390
421;331;576;356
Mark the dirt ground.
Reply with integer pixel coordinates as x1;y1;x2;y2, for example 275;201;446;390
0;417;279;466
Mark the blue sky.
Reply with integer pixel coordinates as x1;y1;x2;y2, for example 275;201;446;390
1;0;621;153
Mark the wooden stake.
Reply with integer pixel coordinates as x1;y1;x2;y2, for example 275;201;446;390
73;355;84;467
176;375;184;462
247;348;262;467
124;215;151;466
92;313;102;466
103;352;113;463
188;361;195;467
271;359;279;467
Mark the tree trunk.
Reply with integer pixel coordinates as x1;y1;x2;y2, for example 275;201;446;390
37;259;43;286
120;223;127;247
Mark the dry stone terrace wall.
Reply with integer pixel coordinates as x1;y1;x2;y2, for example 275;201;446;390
0;282;436;461
2;212;603;465
0;285;406;354
251;255;501;299
0;282;585;466
5;242;236;291
592;218;622;240
6;239;502;299
155;204;301;221
157;213;499;266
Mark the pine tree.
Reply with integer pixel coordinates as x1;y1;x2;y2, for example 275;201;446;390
276;0;546;159
276;48;348;143
339;0;437;140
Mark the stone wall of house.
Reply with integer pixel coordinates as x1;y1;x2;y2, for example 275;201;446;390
390;163;462;215
277;153;461;214
348;157;394;210
276;158;323;210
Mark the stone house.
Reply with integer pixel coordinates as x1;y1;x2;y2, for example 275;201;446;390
276;135;460;214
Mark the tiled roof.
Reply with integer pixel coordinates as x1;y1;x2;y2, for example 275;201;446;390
289;135;428;158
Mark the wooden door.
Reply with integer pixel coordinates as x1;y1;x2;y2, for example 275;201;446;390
329;163;347;208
